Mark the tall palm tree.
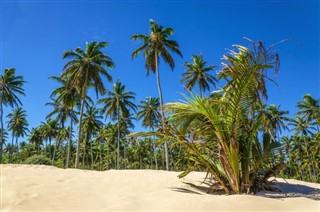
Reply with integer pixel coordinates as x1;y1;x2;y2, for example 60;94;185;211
61;41;114;168
7;107;29;162
181;54;217;97
98;81;137;169
131;19;183;170
0;68;26;163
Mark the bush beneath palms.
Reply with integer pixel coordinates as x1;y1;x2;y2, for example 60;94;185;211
25;155;51;165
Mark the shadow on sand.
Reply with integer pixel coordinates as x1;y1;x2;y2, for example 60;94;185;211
171;180;319;201
257;181;319;201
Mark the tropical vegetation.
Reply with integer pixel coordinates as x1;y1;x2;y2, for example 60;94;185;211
0;20;319;195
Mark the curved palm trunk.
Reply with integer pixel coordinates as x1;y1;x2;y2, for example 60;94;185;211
0;94;4;164
155;52;169;171
66;114;73;169
75;97;85;168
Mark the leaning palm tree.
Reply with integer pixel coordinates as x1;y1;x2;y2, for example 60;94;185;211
0;68;26;163
131;19;183;170
181;54;217;97
98;81;137;169
7;107;29;163
61;41;114;168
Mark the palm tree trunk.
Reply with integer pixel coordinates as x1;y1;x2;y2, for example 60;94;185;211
66;116;73;169
90;138;94;170
117;111;120;170
10;134;14;163
99;143;102;171
155;51;169;171
75;97;86;168
0;94;4;164
82;140;86;169
123;141;126;169
52;138;58;165
48;139;52;160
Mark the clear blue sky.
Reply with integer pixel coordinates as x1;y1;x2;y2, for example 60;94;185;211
1;0;319;135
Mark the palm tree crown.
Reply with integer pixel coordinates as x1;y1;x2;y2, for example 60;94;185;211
131;19;183;75
181;53;217;96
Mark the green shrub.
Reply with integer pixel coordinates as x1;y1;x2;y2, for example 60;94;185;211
25;155;51;165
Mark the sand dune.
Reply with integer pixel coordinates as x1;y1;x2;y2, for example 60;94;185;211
1;164;319;211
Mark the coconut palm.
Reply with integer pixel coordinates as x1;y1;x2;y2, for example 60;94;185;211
137;97;161;129
296;94;320;130
7;107;29;162
98;81;137;169
131;19;183;170
181;53;217;97
137;97;161;169
61;41;114;168
289;116;315;136
256;104;289;140
29;127;43;155
82;106;103;169
0;68;26;163
39;119;59;159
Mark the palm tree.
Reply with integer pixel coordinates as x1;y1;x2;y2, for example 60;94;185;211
40;119;58;159
181;53;217;97
137;97;161;129
0;68;26;163
131;19;183;170
256;104;290;140
7;107;29;163
46;93;78;168
296;94;320;130
29;127;43;155
289;116;315;136
82;106;102;169
137;97;161;169
98;81;137;169
61;41;114;168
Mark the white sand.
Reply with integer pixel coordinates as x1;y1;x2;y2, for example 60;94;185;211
1;164;319;212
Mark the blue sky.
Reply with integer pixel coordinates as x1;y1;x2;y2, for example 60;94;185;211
1;0;319;135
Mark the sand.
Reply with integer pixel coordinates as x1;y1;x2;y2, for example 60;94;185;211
1;164;319;212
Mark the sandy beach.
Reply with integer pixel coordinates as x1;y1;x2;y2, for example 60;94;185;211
1;164;319;211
